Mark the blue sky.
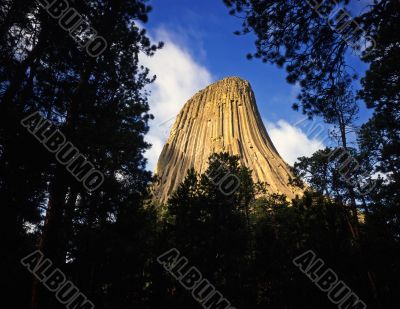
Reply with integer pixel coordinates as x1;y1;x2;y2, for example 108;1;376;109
141;0;373;171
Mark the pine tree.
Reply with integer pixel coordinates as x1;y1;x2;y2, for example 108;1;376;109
0;1;162;308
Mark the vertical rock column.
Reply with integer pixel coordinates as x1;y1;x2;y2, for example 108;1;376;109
153;77;302;203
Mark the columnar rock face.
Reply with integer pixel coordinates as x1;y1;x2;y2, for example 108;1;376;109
153;77;302;203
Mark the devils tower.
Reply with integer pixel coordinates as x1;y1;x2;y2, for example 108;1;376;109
153;77;301;203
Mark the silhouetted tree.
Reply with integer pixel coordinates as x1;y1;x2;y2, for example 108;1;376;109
0;1;161;308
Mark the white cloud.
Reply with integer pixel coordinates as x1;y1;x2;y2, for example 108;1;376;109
140;28;213;171
265;119;325;165
140;29;324;171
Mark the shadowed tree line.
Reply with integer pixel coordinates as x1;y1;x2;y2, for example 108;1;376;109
0;0;399;308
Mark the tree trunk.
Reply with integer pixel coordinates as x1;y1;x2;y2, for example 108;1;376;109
30;60;93;308
31;167;68;309
336;109;381;307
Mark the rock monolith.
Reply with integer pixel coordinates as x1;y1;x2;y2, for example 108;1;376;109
153;77;302;203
